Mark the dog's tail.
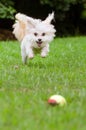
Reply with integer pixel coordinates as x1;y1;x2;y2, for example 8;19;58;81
12;13;28;42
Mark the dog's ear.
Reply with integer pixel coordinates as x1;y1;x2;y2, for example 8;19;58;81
43;12;54;24
27;19;36;28
15;13;36;28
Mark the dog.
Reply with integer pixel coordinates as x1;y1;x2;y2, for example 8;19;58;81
13;12;56;64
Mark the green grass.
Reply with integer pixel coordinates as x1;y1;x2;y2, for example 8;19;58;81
0;37;86;130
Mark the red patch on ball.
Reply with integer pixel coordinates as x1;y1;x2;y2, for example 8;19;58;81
48;99;57;106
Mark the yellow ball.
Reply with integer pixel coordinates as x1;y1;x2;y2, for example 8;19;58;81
48;94;67;106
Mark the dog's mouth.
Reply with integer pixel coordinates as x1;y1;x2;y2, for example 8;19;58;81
36;41;43;47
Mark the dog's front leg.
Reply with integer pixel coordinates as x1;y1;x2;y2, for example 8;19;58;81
41;44;49;58
21;44;34;64
26;47;34;59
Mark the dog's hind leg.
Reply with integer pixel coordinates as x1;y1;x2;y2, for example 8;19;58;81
21;46;27;64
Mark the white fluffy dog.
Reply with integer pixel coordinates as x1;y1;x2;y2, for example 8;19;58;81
13;12;56;64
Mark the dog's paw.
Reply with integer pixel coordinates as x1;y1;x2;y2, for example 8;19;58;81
29;54;34;59
41;52;47;58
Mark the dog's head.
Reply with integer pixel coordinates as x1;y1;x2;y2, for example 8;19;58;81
27;12;56;47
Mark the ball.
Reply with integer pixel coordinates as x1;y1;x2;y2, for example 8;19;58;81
48;94;67;106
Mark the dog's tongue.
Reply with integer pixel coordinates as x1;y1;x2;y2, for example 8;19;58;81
37;42;42;47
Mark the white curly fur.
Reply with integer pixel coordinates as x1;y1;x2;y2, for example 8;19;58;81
13;12;56;64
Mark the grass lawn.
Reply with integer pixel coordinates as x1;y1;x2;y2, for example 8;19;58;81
0;37;86;130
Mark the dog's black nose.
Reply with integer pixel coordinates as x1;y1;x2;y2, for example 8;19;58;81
38;39;42;42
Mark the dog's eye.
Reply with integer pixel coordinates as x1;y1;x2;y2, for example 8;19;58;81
34;33;38;36
42;33;45;36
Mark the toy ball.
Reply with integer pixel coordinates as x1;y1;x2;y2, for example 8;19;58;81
48;94;67;106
